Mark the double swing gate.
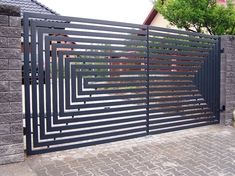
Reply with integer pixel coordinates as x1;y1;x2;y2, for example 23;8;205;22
24;13;221;154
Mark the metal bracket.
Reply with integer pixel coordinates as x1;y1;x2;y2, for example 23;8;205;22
220;105;225;112
220;48;224;53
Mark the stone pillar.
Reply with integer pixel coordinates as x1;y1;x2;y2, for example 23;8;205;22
0;5;24;164
220;36;235;125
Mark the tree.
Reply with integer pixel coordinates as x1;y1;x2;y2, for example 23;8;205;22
154;0;235;35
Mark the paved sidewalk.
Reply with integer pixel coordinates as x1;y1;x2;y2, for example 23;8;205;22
0;125;235;176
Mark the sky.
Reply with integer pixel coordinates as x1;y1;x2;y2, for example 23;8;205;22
37;0;153;24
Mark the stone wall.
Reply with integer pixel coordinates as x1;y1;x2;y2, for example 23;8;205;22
220;36;235;125
0;5;24;164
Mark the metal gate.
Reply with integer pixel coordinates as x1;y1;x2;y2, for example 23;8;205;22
23;12;220;154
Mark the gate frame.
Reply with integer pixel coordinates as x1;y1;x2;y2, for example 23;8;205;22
23;12;221;155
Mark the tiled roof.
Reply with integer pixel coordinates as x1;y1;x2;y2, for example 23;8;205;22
0;0;58;16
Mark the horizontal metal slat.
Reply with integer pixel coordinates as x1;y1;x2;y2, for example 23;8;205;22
74;94;147;102
148;31;216;44
149;65;200;70
64;57;147;64
31;133;146;155
36;127;146;147
80;88;147;95
37;27;146;41
56;110;147;124
149;37;213;48
59;50;147;58
149;49;208;57
26;12;147;29
150;95;202;102
51;116;147;131
149;109;211;119
148;26;218;39
149;118;216;130
76;64;147;70
58;105;147;116
149;76;193;80
80;71;147;76
79;71;195;76
149;43;210;52
149;104;208;114
35;20;147;35
149;121;218;135
149;86;197;91
149;82;193;86
149;91;200;97
68;99;146;109
42;121;147;139
87;83;196;91
150;116;214;127
47;36;147;47
149;53;206;61
86;82;146;88
149;60;202;65
149;100;206;108
85;77;147;82
53;43;147;52
149;71;196;75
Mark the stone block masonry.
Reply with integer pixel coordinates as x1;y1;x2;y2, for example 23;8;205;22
220;36;235;125
0;5;24;164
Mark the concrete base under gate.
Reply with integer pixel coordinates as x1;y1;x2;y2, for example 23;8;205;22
0;125;234;176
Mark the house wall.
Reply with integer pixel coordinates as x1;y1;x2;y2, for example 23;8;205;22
150;13;173;28
217;0;235;6
0;5;24;164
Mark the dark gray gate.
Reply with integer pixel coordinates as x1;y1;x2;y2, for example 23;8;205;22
23;12;220;155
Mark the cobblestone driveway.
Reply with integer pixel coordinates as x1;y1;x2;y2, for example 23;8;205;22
0;125;235;176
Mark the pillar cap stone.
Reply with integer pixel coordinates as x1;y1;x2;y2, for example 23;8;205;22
0;4;20;17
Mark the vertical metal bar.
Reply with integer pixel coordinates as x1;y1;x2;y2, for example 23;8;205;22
208;50;212;110
146;26;150;135
202;58;205;99
207;53;210;108
30;22;39;147
65;58;71;110
198;66;202;97
204;56;208;106
211;45;216;116
23;13;32;155
216;37;221;122
45;38;52;132
52;45;58;122
193;67;199;94
38;30;45;138
58;51;64;118
71;65;77;103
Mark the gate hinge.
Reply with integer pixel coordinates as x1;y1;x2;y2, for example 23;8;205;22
23;127;26;135
220;48;224;53
220;105;225;112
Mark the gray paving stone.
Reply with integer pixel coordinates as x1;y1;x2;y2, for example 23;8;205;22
0;125;235;176
72;167;91;175
118;170;133;176
101;169;121;176
63;172;78;176
123;165;139;173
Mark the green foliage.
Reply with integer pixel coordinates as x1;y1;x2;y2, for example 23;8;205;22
154;0;235;35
